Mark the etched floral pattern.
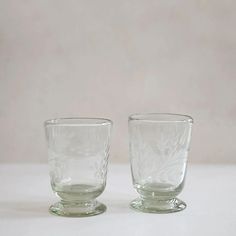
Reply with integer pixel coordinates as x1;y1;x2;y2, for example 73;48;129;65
46;121;111;189
130;120;192;187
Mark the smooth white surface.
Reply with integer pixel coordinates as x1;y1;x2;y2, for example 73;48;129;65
0;164;236;236
1;0;236;163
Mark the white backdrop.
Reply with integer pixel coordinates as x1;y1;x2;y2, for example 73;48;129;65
0;0;235;163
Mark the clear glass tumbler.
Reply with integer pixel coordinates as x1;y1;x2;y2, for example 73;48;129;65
129;113;193;213
44;118;112;217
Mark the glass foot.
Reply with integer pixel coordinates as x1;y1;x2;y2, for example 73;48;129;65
130;197;186;214
49;200;106;217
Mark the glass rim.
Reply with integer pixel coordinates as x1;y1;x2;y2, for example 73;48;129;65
44;117;113;127
129;113;193;123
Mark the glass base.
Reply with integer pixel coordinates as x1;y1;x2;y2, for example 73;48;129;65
130;197;186;214
49;200;106;217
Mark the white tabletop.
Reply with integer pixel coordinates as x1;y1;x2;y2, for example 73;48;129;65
0;164;235;236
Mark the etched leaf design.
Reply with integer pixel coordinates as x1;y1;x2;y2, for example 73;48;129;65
130;121;192;187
